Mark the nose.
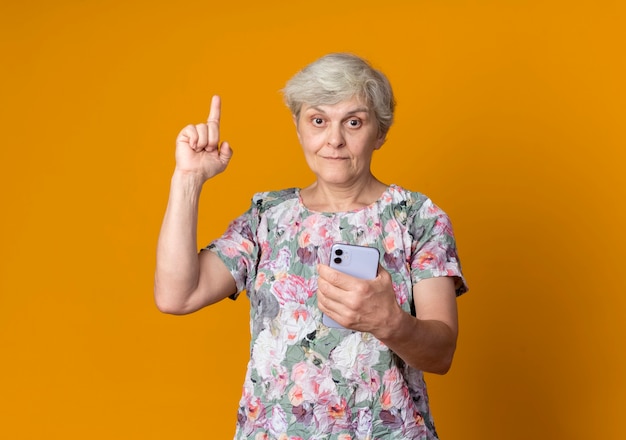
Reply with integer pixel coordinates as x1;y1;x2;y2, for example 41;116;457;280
326;123;345;148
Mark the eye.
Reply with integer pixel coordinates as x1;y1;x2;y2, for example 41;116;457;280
311;117;324;126
347;118;362;128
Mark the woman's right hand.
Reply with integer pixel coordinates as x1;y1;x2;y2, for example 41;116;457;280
174;95;233;181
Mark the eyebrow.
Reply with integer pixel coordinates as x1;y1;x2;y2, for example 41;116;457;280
305;106;371;116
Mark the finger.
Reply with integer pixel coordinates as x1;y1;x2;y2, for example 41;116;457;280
216;140;234;163
179;124;199;149
317;271;347;302
317;283;339;313
195;123;209;150
207;95;221;124
317;264;354;291
317;285;355;328
207;95;221;147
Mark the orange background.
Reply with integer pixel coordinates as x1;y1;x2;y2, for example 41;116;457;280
1;1;624;439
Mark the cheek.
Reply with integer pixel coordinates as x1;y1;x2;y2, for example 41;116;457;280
298;132;321;151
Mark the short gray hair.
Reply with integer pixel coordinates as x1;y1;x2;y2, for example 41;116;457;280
282;53;396;136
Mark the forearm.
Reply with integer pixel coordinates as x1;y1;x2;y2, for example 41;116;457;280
374;309;457;375
154;171;205;312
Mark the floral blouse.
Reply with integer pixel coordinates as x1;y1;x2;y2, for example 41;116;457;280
206;184;468;440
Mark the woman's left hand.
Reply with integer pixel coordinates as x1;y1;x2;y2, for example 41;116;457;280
316;263;402;335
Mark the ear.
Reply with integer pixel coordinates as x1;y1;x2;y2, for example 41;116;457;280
293;114;302;143
374;132;386;150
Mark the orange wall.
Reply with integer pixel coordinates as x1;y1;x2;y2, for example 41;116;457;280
1;1;624;438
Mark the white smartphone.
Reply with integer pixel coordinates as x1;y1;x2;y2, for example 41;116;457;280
322;243;380;329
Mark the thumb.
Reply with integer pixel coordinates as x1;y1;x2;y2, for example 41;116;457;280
218;141;234;163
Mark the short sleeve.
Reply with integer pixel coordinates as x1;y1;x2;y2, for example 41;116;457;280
408;198;468;296
204;201;259;300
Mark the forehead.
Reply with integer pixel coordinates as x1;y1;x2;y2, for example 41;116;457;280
301;101;371;116
301;96;371;115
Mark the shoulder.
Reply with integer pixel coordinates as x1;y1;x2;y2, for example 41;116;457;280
386;185;453;235
386;184;442;217
250;188;299;214
387;184;429;206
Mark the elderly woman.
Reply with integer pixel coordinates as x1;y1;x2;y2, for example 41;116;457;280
155;53;468;439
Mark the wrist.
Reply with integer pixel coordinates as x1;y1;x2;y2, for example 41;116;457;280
375;303;412;342
169;170;207;203
171;169;207;187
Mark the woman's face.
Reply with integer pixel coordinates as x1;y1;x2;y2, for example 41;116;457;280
294;96;385;186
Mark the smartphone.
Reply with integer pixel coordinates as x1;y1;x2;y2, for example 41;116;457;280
322;243;380;329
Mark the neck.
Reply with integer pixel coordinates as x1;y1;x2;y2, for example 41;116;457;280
300;176;388;212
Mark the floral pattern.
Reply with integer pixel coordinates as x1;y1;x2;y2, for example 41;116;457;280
206;184;467;439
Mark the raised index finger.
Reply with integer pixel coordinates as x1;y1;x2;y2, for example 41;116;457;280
206;95;222;148
207;95;221;124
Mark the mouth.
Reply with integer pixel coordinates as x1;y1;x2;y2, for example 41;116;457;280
322;156;348;160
